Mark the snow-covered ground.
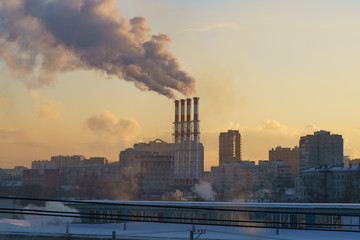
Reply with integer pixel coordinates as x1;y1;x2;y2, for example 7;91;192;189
0;218;360;239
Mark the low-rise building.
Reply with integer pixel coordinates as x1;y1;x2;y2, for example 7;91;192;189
211;160;293;201
22;169;61;198
298;164;360;203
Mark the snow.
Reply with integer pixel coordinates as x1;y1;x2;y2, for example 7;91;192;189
0;218;359;240
71;199;360;210
0;181;22;186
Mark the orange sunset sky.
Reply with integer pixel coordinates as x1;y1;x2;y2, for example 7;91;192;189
1;0;360;170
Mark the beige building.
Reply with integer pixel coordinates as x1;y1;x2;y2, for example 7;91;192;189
269;146;299;177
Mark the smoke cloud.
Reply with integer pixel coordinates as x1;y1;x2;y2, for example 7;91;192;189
192;181;216;201
86;110;141;141
0;0;195;98
24;202;79;225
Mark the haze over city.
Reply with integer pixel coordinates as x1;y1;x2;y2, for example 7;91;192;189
1;0;360;170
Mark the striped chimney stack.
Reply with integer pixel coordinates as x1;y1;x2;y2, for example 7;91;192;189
173;97;200;185
174;100;180;179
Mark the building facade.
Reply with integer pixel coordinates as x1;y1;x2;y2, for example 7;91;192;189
269;146;300;177
119;139;174;168
298;164;360;203
211;160;292;201
51;155;85;169
139;154;173;198
219;130;242;165
22;169;61;198
299;130;343;170
120;138;204;197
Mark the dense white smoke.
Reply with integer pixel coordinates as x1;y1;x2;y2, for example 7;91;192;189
0;0;195;99
24;202;79;226
192;181;216;201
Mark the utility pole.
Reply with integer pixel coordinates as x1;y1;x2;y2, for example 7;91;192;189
190;226;206;240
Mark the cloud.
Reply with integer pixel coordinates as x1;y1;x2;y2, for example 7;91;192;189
220;119;300;136
256;119;299;136
0;0;195;98
0;129;25;140
31;91;65;120
176;23;239;36
303;123;319;134
86;110;141;143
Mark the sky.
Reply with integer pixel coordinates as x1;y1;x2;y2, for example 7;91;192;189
1;0;360;170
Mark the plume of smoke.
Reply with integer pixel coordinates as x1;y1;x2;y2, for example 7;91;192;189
0;0;195;98
192;181;216;201
110;165;140;200
161;189;187;201
24;202;79;226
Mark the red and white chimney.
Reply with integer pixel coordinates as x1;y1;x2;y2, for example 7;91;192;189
192;97;199;181
174;100;179;179
180;99;185;179
185;98;191;178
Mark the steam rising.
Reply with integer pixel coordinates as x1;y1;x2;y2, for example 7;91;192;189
24;202;79;225
192;181;216;201
0;0;195;98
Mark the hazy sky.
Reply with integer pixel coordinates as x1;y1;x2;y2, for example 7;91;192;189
1;0;360;169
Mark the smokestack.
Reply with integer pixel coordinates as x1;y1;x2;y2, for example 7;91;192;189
186;98;191;179
180;99;185;181
193;97;199;182
174;100;179;180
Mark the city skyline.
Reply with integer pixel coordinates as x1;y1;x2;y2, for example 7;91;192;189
2;0;360;169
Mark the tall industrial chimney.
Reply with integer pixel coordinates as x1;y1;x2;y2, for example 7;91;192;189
180;99;185;182
186;98;191;179
174;100;179;179
173;97;201;185
193;97;199;182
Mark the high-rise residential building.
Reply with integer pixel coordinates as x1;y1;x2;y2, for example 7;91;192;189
219;130;241;165
299;130;343;170
269;146;300;177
